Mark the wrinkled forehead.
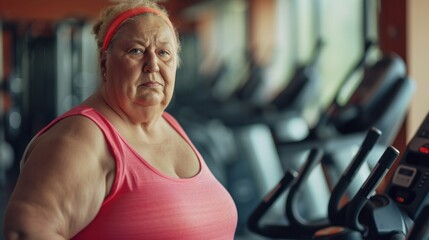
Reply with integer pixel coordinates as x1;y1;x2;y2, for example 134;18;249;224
110;14;177;49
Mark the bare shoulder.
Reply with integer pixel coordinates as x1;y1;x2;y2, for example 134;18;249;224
34;115;104;148
23;115;108;167
4;115;113;238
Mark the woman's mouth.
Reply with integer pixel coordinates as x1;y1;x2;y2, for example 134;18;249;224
140;81;163;88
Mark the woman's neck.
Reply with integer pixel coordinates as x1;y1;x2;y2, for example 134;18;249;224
82;91;165;139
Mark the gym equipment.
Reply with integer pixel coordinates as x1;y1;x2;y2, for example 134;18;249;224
386;111;429;219
250;129;396;237
0;19;98;185
16;19;98;141
174;0;324;139
276;51;415;215
0;21;16;186
277;0;412;156
248;137;400;239
170;3;325;235
274;0;414;223
405;204;429;240
273;51;415;232
0;86;15;186
174;40;321;138
248;112;429;240
286;128;382;230
173;1;415;236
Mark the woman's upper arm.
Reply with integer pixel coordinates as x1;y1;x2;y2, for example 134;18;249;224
4;117;110;239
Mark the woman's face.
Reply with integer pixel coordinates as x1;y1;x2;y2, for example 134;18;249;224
102;14;177;114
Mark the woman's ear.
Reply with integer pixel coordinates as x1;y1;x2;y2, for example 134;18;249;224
100;50;107;78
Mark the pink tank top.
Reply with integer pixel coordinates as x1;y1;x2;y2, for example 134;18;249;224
37;106;237;239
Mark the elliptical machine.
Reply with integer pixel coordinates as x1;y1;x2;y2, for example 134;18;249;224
273;0;415;224
248;112;429;240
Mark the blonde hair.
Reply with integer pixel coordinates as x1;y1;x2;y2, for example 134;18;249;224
93;0;181;58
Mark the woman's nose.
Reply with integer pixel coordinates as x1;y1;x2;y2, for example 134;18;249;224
143;51;160;73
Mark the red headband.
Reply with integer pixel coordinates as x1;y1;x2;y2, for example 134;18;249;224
102;7;175;50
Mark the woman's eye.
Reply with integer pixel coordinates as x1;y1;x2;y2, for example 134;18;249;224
129;48;143;55
159;50;171;58
159;50;169;56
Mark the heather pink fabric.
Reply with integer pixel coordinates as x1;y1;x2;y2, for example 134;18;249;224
36;105;238;240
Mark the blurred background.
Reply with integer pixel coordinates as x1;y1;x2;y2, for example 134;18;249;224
0;0;428;239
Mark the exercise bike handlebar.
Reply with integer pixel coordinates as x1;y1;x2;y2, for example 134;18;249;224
285;148;328;230
247;170;310;239
328;128;382;223
346;146;399;233
248;137;402;239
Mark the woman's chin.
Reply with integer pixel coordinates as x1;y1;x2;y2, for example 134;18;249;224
135;97;165;108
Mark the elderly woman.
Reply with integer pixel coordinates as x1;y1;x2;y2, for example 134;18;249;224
3;1;238;239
